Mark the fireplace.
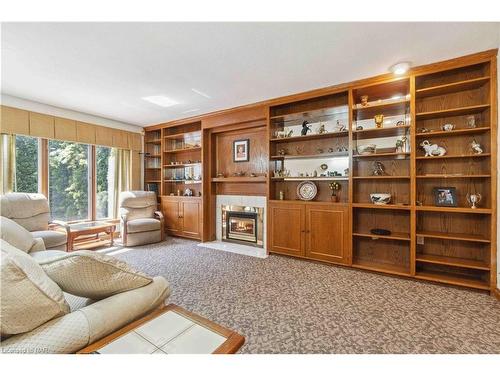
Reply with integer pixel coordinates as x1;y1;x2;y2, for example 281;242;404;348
221;205;263;247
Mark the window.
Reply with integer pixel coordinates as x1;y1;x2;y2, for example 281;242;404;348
49;140;90;221
96;146;113;219
14;135;39;193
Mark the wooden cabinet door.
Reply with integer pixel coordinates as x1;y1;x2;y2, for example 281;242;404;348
161;198;181;235
180;200;201;239
269;203;305;256
305;204;349;264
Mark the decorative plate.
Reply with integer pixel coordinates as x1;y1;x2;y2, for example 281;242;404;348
296;181;317;201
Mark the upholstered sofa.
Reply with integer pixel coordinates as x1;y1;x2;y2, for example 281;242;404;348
119;191;164;247
0;192;68;250
0;217;170;354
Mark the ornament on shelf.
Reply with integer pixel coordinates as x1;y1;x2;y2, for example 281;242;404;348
301;121;311;136
418;127;430;133
295;145;305;155
360;95;369;107
278;148;287;156
328;182;341;202
317;123;327;134
420;140;446;157
370;193;391;205
466;115;477;128
466;192;482;209
441;123;455;131
335;120;347;132
396;120;405;127
395;137;408;153
374;114;384;129
316;148;324;154
320;164;328;171
356;125;364;131
328;147;335;153
372;161;386;176
470;138;483;154
344;168;349;176
183;188;193;197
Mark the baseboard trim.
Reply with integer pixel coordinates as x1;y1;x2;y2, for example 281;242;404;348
493;288;500;301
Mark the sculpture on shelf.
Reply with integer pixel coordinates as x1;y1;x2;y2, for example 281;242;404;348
360;95;369;107
374;114;384;129
328;182;341;202
466;115;477;128
335;120;347;132
344;168;349;176
466;192;482;209
470;138;483;154
295;145;304;155
183;188;193;197
356;125;364;131
301;121;311;136
395;137;407;153
441;123;455;131
316;148;324;154
317;123;327;134
372;161;386;176
278;148;287;156
420;140;446;157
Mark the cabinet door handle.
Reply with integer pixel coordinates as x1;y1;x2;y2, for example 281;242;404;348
301;230;305;233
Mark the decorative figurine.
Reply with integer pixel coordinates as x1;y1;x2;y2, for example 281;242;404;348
313;170;318;177
356;125;364;131
250;173;257;177
301;121;311;136
420;140;447;157
466;192;482;209
374;114;384;129
335;120;347;132
278;148;287;156
396;120;405;127
395;137;407;153
279;191;285;200
317;123;327;134
470;138;483;154
286;129;293;138
441;123;455;131
316;148;324;154
360;95;369;107
418;127;430;133
328;147;335;153
466;115;477;128
183;188;193;197
320;164;328;171
344;168;349;176
216;173;225;178
329;182;341;202
372;161;386;176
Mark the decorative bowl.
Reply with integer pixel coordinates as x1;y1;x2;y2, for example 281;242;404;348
357;144;377;155
370;193;391;205
296;181;317;201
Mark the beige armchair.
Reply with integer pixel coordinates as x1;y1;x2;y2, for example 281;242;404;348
0;193;68;250
119;191;164;247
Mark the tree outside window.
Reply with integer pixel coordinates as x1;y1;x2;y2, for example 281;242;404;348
15;135;38;193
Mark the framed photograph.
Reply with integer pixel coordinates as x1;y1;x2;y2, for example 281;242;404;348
433;187;458;207
233;139;249;162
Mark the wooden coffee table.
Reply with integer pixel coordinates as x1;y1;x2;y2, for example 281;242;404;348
65;221;116;251
77;304;245;354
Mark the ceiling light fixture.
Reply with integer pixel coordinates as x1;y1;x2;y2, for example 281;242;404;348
142;95;179;108
191;88;211;99
389;62;411;75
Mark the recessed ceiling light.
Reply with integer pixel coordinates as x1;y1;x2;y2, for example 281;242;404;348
389;62;411;75
142;95;179;108
191;88;211;99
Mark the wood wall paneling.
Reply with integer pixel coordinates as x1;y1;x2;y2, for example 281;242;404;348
1;106;30;135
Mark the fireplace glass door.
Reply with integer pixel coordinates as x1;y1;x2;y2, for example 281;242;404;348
226;211;258;243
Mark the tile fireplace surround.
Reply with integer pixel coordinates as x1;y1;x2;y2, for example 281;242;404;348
198;195;267;258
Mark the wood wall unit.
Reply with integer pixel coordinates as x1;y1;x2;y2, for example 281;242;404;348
144;50;497;294
160;196;202;240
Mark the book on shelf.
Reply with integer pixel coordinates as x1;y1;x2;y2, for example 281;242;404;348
146;183;159;195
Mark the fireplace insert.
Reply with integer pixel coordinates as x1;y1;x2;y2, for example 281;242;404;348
225;211;258;244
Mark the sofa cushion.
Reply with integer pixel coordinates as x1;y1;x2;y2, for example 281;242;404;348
39;250;153;300
0;239;70;336
31;250;67;263
0;216;37;253
31;230;67;249
127;218;161;234
0;193;50;232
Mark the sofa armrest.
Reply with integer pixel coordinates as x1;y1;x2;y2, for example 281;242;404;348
154;211;165;241
79;276;170;344
29;237;47;253
49;220;70;233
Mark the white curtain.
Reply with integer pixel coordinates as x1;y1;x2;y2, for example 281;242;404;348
0;134;16;194
109;148;131;218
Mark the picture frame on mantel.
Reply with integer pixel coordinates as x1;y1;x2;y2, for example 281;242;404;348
233;139;249;162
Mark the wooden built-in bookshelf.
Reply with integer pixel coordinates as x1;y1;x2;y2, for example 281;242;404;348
145;50;497;293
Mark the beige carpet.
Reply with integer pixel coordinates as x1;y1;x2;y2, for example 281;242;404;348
113;237;500;354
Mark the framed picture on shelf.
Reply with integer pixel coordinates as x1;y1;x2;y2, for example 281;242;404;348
233;139;249;162
433;187;458;207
